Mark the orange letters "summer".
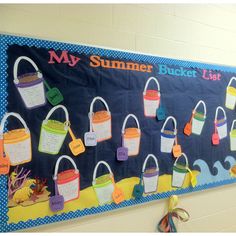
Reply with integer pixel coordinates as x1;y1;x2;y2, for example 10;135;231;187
90;55;153;73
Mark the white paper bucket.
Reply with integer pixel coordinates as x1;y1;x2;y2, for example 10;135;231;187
230;120;236;151
38;105;69;154
89;97;112;142
122;114;141;156
160;116;177;153
225;77;236;110
0;112;32;166
13;56;46;109
142;154;159;194
92;161;114;205
215;106;227;140
53;155;80;202
172;153;189;188
191;100;206;135
143;77;161;117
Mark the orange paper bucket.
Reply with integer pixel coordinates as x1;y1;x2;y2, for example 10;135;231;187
143;77;161;117
121;114;141;156
89;96;112;142
0;112;31;166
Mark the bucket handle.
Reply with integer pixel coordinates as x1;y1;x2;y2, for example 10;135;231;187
174;153;189;169
227;77;236;88
0;112;29;137
161;116;177;134
193;100;207;117
89;96;110;115
143;77;160;95
92;160;113;184
230;120;236;132
142;154;159;172
13;56;43;84
121;114;140;134
214;106;226;122
53;155;79;180
44;105;69;129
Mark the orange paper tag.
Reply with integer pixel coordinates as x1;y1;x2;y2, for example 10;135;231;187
173;144;182;158
68;127;85;156
0;139;10;175
111;177;125;204
184;122;192;136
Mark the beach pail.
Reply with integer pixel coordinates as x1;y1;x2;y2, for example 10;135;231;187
143;77;161;117
225;77;236;110
49;180;64;212
89;97;112;142
160;116;177;153
230;120;236;151
191;100;206;135
13;56;46;109
0;139;10;175
121;114;141;156
0;112;31;166
38;105;69;155
92;161;114;205
142;154;159;194
214;106;227;140
53;155;80;203
172;153;189;188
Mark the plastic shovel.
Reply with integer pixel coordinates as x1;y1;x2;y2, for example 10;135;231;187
111;176;125;204
132;174;144;200
44;80;64;106
68;127;85;156
49;181;64;212
0;139;10;175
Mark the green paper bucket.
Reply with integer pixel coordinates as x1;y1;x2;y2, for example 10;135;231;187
38;105;69;155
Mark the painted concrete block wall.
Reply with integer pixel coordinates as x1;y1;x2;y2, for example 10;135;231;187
1;4;236;232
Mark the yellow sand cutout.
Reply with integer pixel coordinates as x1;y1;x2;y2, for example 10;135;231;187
8;171;199;224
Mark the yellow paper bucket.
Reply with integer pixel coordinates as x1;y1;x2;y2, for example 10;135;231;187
225;77;236;110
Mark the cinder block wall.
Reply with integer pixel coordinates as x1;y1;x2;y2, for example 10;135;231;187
1;4;236;232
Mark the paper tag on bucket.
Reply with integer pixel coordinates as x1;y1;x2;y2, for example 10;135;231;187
184;122;192;136
172;144;182;158
84;132;97;146
212;133;220;145
132;183;144;200
156;106;166;121
49;194;64;212
117;146;128;161
0;139;10;175
111;177;125;204
187;168;197;187
46;87;64;106
69;138;85;156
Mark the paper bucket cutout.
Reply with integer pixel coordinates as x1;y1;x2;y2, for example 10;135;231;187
38;105;69;155
121;114;141;156
143;77;161;117
214;106;227;140
53;155;80;203
160;116;177;153
142;154;159;194
225;77;236;110
172;153;189;188
92;161;114;205
191;100;206;135
230;120;236;151
89;97;112;142
0;112;32;166
49;180;64;212
13;56;46;109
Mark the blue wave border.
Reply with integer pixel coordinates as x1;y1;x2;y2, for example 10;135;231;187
1;34;236;232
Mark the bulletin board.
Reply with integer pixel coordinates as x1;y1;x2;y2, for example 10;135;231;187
1;34;236;232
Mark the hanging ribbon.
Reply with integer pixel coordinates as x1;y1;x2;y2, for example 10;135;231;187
157;195;190;232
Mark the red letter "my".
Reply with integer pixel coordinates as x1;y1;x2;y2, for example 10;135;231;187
48;50;70;64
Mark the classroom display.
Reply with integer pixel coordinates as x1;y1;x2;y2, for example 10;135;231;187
1;34;236;232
